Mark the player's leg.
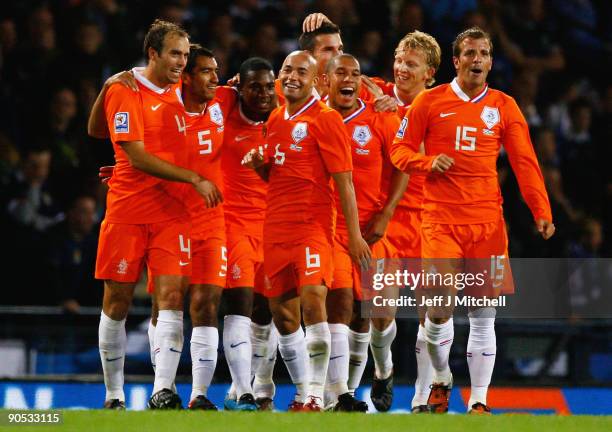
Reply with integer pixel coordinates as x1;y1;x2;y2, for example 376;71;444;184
99;280;135;409
466;306;496;414
348;305;370;399
188;283;222;410
251;290;277;410
95;221;145;410
411;306;434;413
268;289;308;411
369;316;396;412
223;287;257;410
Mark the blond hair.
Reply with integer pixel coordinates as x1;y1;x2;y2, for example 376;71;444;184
395;30;441;87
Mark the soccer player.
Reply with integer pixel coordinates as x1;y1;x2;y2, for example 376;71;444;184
243;50;371;412
323;54;407;412
88;20;217;410
359;31;442;413
391;27;555;414
219;57;278;411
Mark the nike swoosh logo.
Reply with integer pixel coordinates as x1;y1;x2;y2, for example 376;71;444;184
151;103;162;111
198;358;214;362
253;354;264;358
482;352;496;356
234;135;250;142
305;270;320;276
230;341;247;348
330;355;344;360
105;356;122;362
439;112;456;117
169;347;182;353
284;356;297;362
309;352;324;358
179;261;189;266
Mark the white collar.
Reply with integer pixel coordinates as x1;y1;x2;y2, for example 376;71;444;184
284;95;317;120
450;77;488;103
132;67;171;94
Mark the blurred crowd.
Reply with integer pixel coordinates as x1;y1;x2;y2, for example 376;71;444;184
0;0;610;308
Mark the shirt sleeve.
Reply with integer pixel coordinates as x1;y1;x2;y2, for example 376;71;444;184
104;84;144;143
380;112;401;161
390;91;434;173
314;109;353;174
502;96;553;222
214;86;239;115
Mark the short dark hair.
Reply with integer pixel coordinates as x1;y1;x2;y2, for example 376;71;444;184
184;43;214;74
298;21;340;52
326;53;359;74
143;19;188;58
239;57;274;84
452;26;493;57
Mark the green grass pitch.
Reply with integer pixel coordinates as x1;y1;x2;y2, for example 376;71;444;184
4;411;611;432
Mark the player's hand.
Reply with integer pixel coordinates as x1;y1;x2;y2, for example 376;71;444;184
302;13;331;32
241;148;265;170
373;95;398;113
431;154;454;173
193;178;223;208
363;211;392;245
361;75;383;98
227;73;240;87
348;235;372;271
105;70;137;91
99;165;115;184
536;219;555;240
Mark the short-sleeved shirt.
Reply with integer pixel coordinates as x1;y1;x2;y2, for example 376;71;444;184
391;78;552;224
264;96;353;244
222;100;268;238
104;68;188;224
333;99;400;235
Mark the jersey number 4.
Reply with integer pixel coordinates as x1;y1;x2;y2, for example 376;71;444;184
455;126;477;151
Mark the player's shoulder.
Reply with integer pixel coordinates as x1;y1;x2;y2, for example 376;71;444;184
106;83;140;100
412;84;447;107
313;101;344;123
487;88;518;107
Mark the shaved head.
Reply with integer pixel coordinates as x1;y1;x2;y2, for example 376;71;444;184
279;50;320;104
283;50;318;76
326;53;359;74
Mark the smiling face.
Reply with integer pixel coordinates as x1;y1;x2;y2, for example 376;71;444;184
393;48;433;97
240;69;276;119
278;51;318;104
327;55;361;112
151;33;190;85
183;55;219;103
453;37;492;92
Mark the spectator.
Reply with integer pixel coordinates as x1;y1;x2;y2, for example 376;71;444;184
45;195;102;313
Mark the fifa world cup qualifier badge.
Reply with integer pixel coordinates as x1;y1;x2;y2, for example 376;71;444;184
290;122;307;151
114;112;129;133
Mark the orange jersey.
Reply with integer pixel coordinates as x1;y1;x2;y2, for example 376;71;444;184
222;100;268;238
180;101;226;238
104;70;188;224
264;96;352;244
333;99;400;235
370;77;422;210
391;78;552;224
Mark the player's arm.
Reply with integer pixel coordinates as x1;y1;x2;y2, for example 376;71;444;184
332;171;372;269
361;75;397;113
120;140;222;207
390;95;454;174
503;98;554;239
364;168;408;244
241;148;271;182
88;71;138;138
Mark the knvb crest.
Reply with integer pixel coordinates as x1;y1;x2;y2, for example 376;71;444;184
480;106;500;130
209;103;224;126
352;125;372;147
291;122;308;144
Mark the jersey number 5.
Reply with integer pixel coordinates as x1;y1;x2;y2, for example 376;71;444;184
455;126;477;151
198;130;212;155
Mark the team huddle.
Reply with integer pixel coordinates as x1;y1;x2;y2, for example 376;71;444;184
89;14;555;414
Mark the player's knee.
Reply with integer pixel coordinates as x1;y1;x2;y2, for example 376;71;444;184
157;289;184;311
252;296;272;325
349;315;370;333
371;317;394;332
326;289;353;324
224;288;253;317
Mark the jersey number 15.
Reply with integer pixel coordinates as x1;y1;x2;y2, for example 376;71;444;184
455;126;477;151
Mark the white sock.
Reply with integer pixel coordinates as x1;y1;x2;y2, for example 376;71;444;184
223;315;253;398
190;326;218;400
412;324;434;407
99;312;126;401
153;310;183;394
250;322;271;381
305;322;331;401
278;327;307;403
370;320;396;380
424;316;454;384
253;323;278;399
467;307;496;407
347;329;370;395
327;323;349;398
147;320;156;371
